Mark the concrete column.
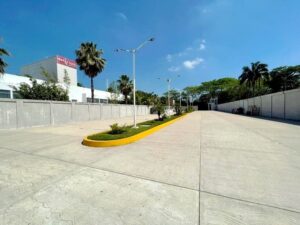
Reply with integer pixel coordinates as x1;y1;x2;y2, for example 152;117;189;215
283;91;286;119
88;103;91;121
271;95;273;118
100;104;103;120
16;100;24;128
50;101;54;125
71;102;75;121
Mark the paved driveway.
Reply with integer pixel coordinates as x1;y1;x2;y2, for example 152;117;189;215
0;111;299;224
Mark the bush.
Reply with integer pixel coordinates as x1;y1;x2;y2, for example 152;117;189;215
186;106;194;113
109;123;127;134
17;78;69;101
175;104;183;115
236;107;244;114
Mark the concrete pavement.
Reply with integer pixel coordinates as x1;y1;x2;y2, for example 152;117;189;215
0;112;300;224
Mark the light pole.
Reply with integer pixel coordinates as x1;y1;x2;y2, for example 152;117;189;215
157;75;180;113
175;89;182;108
115;37;154;128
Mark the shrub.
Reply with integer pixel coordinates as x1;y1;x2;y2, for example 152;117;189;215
109;123;127;134
175;104;183;115
236;107;244;114
186;106;194;113
16;78;69;101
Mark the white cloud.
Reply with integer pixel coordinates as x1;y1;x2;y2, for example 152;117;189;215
183;58;204;70
199;43;206;50
168;66;180;72
198;39;206;50
115;12;128;21
166;54;172;62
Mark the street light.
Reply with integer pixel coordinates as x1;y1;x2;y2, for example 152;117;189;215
115;37;155;128
157;75;180;113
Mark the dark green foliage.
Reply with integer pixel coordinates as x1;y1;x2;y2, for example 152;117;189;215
75;42;106;102
239;62;269;97
17;78;69;101
117;75;133;104
0;46;10;74
134;90;158;106
109;123;127;134
175;104;183;115
267;66;300;92
153;101;165;120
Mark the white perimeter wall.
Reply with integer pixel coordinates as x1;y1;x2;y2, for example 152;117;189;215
217;89;300;121
0;99;150;129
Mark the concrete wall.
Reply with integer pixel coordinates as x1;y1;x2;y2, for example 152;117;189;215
217;89;300;121
0;99;150;129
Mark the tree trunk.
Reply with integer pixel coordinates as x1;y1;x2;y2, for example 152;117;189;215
125;95;128;104
91;77;94;103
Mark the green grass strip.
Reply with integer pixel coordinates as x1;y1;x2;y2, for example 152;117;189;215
88;114;184;141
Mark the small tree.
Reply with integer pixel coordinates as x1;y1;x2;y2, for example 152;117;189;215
0;44;10;76
117;75;133;104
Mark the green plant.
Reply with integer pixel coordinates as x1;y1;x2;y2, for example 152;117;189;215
175;104;183;115
0;44;10;75
75;42;106;103
239;62;269;97
16;78;69;101
153;102;165;120
186;106;194;113
117;75;133;104
109;123;127;134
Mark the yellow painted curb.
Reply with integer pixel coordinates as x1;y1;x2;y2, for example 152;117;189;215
82;114;188;147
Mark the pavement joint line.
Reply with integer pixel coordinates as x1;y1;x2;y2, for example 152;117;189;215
1;146;200;193
200;190;300;215
198;114;202;225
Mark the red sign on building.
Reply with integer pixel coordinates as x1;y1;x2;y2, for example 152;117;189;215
56;56;77;68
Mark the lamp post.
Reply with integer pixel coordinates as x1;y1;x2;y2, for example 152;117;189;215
115;37;154;128
157;75;180;113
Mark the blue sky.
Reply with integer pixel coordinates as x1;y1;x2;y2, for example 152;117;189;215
1;0;300;94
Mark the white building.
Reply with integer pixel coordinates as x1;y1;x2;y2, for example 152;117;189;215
0;55;121;102
0;73;114;103
21;55;78;86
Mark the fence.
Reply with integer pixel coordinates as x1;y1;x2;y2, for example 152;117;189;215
0;98;150;129
217;88;300;121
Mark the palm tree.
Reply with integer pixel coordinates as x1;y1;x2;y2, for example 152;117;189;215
0;47;10;75
239;61;268;97
117;75;133;104
75;42;106;103
268;66;300;92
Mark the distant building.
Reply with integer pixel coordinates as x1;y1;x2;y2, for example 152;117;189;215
0;73;113;103
0;55;121;103
21;55;77;86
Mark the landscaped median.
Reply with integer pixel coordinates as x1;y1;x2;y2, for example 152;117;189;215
82;113;187;147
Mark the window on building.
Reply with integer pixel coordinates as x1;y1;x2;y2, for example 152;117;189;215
87;97;100;103
0;89;11;98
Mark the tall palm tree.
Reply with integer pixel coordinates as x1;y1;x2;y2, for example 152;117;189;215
239;61;268;96
75;42;106;102
117;75;133;104
0;47;10;75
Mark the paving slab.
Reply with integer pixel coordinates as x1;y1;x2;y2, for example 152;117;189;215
200;192;300;225
0;149;78;212
1;168;199;225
